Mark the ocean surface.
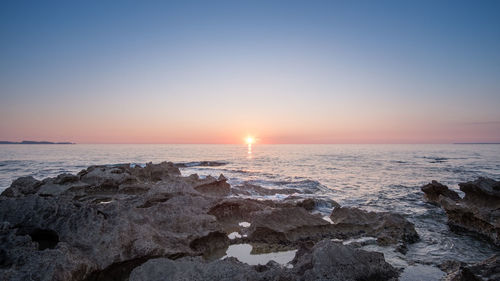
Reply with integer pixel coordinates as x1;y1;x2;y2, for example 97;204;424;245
1;144;499;274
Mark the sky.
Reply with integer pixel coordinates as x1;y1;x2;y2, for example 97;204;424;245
1;0;499;144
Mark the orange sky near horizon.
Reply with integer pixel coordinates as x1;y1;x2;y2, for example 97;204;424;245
1;1;499;144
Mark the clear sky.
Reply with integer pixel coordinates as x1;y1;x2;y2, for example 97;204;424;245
1;0;499;144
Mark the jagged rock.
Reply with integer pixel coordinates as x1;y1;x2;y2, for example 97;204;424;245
0;163;221;281
290;196;340;211
459;177;500;206
421;180;460;204
330;207;419;246
295;239;398;281
443;255;499;281
423;178;500;246
0;162;410;281
1;176;42;197
192;174;230;197
129;240;398;281
248;207;330;244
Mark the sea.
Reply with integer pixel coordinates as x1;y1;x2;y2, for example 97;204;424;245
1;144;499;278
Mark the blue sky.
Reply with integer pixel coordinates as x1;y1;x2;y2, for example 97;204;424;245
1;0;499;143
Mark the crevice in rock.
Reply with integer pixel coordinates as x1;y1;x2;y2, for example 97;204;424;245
29;228;59;250
136;194;173;208
82;256;158;281
190;231;229;255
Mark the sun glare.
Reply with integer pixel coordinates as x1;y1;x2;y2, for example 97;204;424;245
245;136;255;145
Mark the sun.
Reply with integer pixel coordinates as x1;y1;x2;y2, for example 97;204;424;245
245;136;255;145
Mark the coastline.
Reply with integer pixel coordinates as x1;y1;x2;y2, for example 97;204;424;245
0;161;498;281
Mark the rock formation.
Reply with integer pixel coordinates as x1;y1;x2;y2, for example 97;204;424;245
421;177;500;247
0;161;419;281
441;255;499;281
128;240;399;281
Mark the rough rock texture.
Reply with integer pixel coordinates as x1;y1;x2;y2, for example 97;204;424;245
0;162;412;281
330;207;420;247
1;176;42;197
129;240;398;281
443;255;499;281
192;174;231;197
421;180;460;204
422;177;500;246
0;162;223;281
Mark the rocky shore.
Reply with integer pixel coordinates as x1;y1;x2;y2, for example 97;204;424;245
0;161;498;280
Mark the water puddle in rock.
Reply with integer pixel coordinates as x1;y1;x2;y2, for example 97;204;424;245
399;264;446;281
360;244;446;281
221;244;297;267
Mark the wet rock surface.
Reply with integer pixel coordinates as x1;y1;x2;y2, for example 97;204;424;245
330;207;420;247
441;255;500;281
421;180;460;204
129;240;399;281
422;177;500;246
1;161;419;280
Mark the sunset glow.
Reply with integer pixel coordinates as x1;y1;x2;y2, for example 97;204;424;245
0;1;499;144
245;136;255;145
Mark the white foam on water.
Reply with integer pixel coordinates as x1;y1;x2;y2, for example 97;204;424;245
322;216;334;224
239;222;251;228
342;236;377;245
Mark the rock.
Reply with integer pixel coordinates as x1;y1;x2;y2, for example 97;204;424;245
0;163;221;281
290;197;340;211
296;198;315;210
248;207;330;244
1;176;42;197
459;177;500;207
443;255;499;281
295;239;398;281
0;161;410;281
421;180;460;204
129;240;398;281
425;178;500;246
193;174;231;197
330;207;419;246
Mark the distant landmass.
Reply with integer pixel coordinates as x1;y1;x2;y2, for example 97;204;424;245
0;140;75;144
454;142;500;144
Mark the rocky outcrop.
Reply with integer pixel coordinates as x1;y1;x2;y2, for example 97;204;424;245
129;240;398;281
191;174;231;197
0;162;413;281
1;176;42;197
442;255;499;281
421;180;460;204
422;178;500;246
331;207;421;247
330;207;419;248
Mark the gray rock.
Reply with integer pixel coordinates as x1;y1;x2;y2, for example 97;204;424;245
330;207;420;246
421;180;460;204
0;162;408;281
424;178;500;246
129;240;398;281
443;255;499;281
1;176;42;197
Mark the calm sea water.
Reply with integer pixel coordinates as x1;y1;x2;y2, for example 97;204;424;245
1;144;499;270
